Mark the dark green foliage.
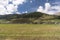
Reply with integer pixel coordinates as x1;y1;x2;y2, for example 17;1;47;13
0;12;60;24
0;12;56;19
55;16;60;19
21;12;43;18
11;18;32;23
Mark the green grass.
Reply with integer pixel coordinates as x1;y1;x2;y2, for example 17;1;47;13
0;24;59;37
0;24;60;40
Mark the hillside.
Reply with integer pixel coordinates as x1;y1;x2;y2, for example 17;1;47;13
0;12;60;24
0;12;55;19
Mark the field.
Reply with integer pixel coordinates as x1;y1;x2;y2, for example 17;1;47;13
0;24;60;40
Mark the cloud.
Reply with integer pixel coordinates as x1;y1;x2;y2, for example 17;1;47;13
37;2;60;15
46;11;57;15
0;0;9;6
0;0;26;15
44;3;51;13
30;0;33;3
6;4;15;12
37;3;51;14
22;11;28;13
51;6;60;12
37;6;44;12
16;12;21;14
12;0;26;5
52;2;60;5
0;4;6;15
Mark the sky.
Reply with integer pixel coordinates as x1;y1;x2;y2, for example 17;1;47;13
0;0;60;15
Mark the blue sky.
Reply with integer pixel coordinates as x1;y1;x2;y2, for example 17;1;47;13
0;0;60;15
18;0;60;13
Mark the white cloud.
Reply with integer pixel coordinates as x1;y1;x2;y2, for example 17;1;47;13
0;0;9;6
0;4;7;15
6;4;15;12
0;0;26;15
12;0;26;5
44;3;51;13
9;0;12;2
37;3;51;14
16;12;21;14
37;6;44;12
47;11;57;15
30;0;32;3
51;6;60;12
37;2;60;15
22;11;28;13
52;2;60;5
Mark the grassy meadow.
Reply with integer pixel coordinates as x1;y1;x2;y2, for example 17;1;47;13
0;24;60;40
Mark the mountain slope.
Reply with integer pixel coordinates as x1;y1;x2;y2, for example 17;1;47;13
10;12;58;24
0;12;60;24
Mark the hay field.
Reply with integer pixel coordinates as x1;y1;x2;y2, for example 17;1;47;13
0;24;60;40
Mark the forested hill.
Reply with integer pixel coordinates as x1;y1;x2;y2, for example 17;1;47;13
0;12;60;24
0;12;56;19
